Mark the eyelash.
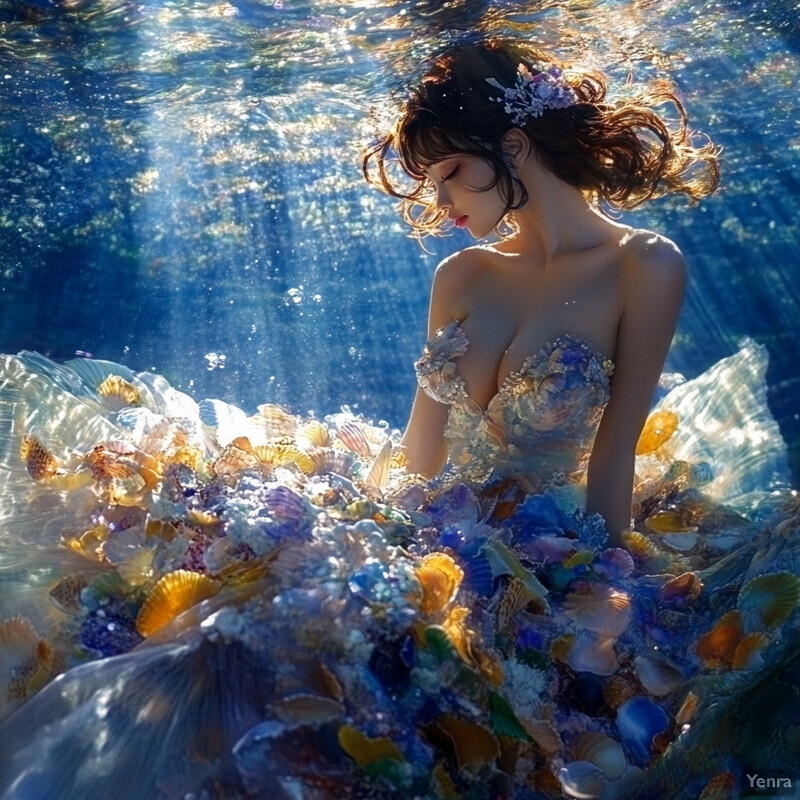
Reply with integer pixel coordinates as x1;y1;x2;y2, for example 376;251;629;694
442;165;460;182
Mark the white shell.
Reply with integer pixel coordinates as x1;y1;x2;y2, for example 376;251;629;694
558;760;608;799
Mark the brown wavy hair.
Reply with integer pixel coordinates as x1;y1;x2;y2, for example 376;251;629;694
363;39;720;238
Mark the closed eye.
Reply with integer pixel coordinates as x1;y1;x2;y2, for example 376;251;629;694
442;164;460;182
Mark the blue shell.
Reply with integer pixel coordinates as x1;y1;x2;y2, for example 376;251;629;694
615;695;670;764
264;485;305;520
461;553;494;596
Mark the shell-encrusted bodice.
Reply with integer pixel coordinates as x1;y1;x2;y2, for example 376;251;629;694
415;320;615;483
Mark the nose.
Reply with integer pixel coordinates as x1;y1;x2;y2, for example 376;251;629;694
434;182;451;211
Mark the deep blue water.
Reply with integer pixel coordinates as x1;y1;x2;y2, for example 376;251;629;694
0;0;798;482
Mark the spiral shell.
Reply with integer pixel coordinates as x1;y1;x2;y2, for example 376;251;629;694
136;570;222;637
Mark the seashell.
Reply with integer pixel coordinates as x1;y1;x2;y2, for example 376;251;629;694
461;553;494;597
645;511;698;535
199;398;249;444
696;610;742;668
563;550;595;570
253;404;298;439
615;695;670;764
496;576;537;632
487;690;531;740
337;724;404;768
564;584;631;638
571;731;627;779
256;444;314;475
0;616;53;714
80;572;130;610
737;571;800;631
20;435;60;480
731;632;770;671
115;546;156;586
107;471;148;506
660;572;703;603
136;570;222;637
622;531;661;560
603;675;637;710
423;625;459;663
272;693;343;725
335;421;372;458
567;631;619;676
442;605;473;664
64;524;110;561
633;653;684;696
594;548;635;580
49;573;88;614
187;508;221;527
525;717;562;754
311;448;355;478
364;440;392;490
212;444;258;483
635;409;678;455
474;648;504;687
264;485;305;520
415;552;464;616
558;760;608;799
97;374;141;407
296;420;330;448
435;714;500;770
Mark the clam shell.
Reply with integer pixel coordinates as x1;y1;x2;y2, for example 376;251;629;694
737;571;800;631
635;409;678;455
696;610;742;668
595;547;635;580
633;653;684;696
564;584;631;638
311;448;355;478
136;570;222;637
296;420;330;448
335;421;372;458
567;631;619;676
571;731;627;779
615;696;669;764
558;760;608;799
416;553;464;616
264;485;305;520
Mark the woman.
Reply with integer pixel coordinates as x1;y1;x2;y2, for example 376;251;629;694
364;39;719;547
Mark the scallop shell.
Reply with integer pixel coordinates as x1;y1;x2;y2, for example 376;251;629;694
633;653;684;696
435;714;500;770
564;584;631;638
566;632;619;676
49;573;88;614
311;448;355;478
622;531;661;560
525;717;562;754
635;410;679;455
696;610;742;668
212;444;258;482
571;731;627;779
558;760;608;799
136;570;222;637
416;553;464;616
20;435;59;480
337;724;404;768
296;420;330;448
496;576;536;632
253;404;298;439
731;632;770;671
336;421;372;458
594;548;635;580
615;695;670;764
254;444;314;475
264;485;305;520
97;374;141;407
0;616;50;714
442;605;473;664
737;571;800;631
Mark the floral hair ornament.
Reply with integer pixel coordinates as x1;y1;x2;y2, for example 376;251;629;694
486;63;577;125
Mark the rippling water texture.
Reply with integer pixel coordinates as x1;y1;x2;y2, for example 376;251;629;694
0;0;798;480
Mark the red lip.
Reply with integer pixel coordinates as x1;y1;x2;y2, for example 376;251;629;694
453;215;468;228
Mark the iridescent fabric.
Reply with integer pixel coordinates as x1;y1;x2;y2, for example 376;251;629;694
415;320;615;484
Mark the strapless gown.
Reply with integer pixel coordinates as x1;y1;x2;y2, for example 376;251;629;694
0;328;797;800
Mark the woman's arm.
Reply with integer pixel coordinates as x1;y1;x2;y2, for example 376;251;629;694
586;234;687;548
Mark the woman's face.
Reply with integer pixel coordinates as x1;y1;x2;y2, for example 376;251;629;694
425;154;506;239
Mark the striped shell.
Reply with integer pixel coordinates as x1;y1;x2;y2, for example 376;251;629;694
564;585;631;638
415;553;464;616
633;653;684;696
335;421;372;458
737;571;800;631
566;632;619;676
20;435;59;481
136;570;222;637
254;444;315;475
296;420;330;448
311;448;355;477
571;731;627;779
253;404;298;438
97;374;141;407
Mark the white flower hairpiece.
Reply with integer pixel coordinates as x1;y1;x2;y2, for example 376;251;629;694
486;63;577;125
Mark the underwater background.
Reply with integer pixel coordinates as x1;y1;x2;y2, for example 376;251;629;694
0;0;798;484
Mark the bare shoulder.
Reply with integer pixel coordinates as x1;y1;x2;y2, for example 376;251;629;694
619;229;687;288
430;246;493;323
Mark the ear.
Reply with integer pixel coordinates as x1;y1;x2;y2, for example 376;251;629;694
502;128;531;170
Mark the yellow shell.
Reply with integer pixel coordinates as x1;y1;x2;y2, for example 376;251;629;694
337;724;404;767
97;374;141;406
435;714;499;770
415;553;464;616
442;605;474;664
622;531;661;560
635;409;679;455
696;610;742;668
20;435;59;481
645;511;698;535
564;585;631;638
136;570;222;637
296;420;330;448
737;571;800;631
563;550;596;569
253;444;314;475
496;576;537;632
731;632;770;671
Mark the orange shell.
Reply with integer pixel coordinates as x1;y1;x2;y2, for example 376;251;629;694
337;724;405;767
675;690;700;726
603;675;637;710
97;374;141;406
20;435;59;481
415;553;464;616
731;632;770;671
136;570;222;637
635;409;679;455
496;577;536;632
661;572;703;602
696;610;742;668
442;605;474;664
435;714;500;770
296;420;330;448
